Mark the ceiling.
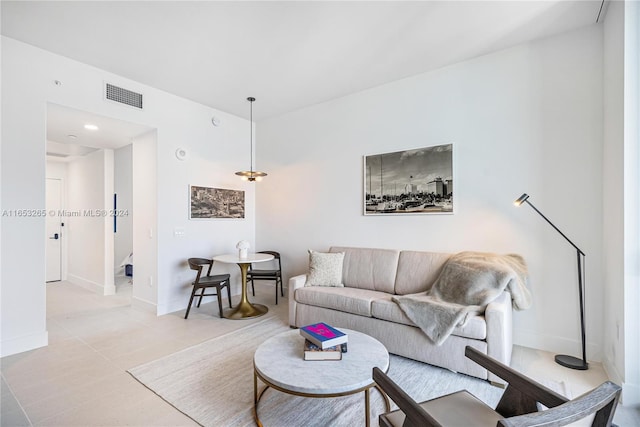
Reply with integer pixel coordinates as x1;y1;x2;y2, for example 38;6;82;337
2;1;604;123
46;104;153;160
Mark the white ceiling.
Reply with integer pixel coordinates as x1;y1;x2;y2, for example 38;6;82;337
2;1;604;122
46;103;153;160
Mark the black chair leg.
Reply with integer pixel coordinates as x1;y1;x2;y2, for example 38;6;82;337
216;286;224;318
185;287;198;319
197;287;206;307
274;277;283;305
251;277;255;296
226;282;232;308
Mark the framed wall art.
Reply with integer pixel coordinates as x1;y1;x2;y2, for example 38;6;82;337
364;143;454;215
189;185;245;219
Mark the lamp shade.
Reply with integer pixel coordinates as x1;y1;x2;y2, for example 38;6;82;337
513;193;529;206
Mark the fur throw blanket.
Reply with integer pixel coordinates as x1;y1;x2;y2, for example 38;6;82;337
392;251;531;345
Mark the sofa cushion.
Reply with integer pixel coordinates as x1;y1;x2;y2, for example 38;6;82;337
304;250;345;287
295;286;389;317
330;247;399;293
371;296;487;340
394;251;451;295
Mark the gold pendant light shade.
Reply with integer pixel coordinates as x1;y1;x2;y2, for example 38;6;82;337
236;97;267;182
235;170;267;182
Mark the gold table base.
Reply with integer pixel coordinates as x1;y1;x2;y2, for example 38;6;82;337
224;261;269;320
224;302;268;320
253;368;391;427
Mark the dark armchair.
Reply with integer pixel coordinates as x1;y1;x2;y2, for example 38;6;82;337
373;346;621;427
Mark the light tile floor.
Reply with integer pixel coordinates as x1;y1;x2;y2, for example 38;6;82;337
1;280;639;426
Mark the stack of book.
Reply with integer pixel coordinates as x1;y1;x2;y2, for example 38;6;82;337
300;322;348;361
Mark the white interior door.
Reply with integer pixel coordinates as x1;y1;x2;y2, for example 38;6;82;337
46;178;62;282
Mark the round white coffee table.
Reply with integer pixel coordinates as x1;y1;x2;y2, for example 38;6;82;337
253;328;390;427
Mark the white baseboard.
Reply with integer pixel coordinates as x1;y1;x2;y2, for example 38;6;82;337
0;330;48;358
604;355;640;406
67;273;103;293
104;283;116;296
156;282;190;315
132;296;157;314
622;381;640;407
157;297;190;316
514;328;601;362
603;356;623;384
68;274;117;296
157;291;239;316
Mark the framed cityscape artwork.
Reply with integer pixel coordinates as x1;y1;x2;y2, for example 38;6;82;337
189;185;245;219
364;143;454;215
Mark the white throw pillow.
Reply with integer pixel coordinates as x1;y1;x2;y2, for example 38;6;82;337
304;250;345;287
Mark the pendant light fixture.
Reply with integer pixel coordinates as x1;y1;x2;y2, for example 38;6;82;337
235;97;267;182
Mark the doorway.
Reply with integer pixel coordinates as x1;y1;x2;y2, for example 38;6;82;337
45;103;153;299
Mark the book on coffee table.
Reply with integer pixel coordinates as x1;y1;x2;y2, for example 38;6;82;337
303;339;342;361
299;322;348;349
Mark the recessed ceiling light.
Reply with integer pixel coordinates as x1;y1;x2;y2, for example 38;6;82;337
67;134;77;139
84;124;99;131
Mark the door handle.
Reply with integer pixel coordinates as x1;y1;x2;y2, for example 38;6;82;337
49;233;59;240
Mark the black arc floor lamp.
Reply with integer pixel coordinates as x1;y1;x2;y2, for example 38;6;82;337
514;193;588;370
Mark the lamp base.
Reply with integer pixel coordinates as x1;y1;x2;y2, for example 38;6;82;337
555;354;588;370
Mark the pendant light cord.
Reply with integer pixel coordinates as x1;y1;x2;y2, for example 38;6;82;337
235;96;265;181
249;97;254;175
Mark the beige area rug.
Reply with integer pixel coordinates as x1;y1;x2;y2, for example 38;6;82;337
128;316;506;427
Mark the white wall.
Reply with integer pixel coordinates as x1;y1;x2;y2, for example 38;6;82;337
103;149;115;295
66;149;115;295
114;144;133;275
602;0;640;406
132;131;157;311
622;0;640;407
1;37;255;356
0;0;3;355
602;0;625;395
46;160;68;180
1;39;49;356
257;25;605;360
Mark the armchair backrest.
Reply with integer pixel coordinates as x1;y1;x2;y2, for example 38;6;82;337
373;346;622;427
464;346;568;416
497;381;621;427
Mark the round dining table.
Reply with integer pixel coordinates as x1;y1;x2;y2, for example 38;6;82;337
213;252;274;319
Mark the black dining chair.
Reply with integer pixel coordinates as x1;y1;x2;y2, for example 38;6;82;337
185;258;232;319
247;250;284;304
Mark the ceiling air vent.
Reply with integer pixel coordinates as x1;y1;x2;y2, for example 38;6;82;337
105;83;143;109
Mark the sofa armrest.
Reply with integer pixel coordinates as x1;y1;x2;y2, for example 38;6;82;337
485;290;513;385
288;274;307;327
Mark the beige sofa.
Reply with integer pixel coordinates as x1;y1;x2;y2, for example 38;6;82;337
288;246;514;384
